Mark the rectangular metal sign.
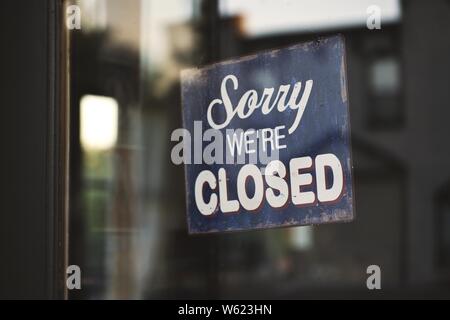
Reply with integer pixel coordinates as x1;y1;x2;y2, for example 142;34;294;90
180;35;354;234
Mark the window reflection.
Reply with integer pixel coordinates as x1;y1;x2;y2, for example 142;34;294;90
67;0;450;299
219;0;401;37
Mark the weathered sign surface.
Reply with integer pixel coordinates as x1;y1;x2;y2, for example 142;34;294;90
180;35;354;234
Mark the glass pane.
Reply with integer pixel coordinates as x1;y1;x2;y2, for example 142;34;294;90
66;0;450;299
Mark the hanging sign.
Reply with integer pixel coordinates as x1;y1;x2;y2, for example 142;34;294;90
178;35;354;234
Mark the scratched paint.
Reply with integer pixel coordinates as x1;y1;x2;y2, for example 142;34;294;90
180;34;354;234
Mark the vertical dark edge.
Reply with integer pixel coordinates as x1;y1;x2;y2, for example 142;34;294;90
179;72;193;235
399;0;409;288
340;34;357;223
0;0;61;299
47;0;56;300
48;0;69;299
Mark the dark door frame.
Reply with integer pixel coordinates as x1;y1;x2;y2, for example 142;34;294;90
0;0;68;299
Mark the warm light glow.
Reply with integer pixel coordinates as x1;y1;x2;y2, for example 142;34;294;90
80;95;118;151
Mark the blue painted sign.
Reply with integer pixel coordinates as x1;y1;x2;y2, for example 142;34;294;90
179;35;354;234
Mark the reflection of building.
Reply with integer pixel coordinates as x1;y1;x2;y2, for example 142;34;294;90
177;0;407;297
69;26;141;298
69;0;450;299
206;0;450;295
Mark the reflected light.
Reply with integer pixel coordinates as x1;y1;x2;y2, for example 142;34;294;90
290;226;313;251
80;95;118;151
370;57;400;95
220;0;401;38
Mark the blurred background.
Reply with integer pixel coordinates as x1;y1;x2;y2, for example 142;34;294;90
67;0;450;299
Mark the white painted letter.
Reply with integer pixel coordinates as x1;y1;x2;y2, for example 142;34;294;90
237;164;264;211
195;170;218;216
207;75;238;130
315;153;343;203
290;157;315;206
265;160;289;208
218;168;239;213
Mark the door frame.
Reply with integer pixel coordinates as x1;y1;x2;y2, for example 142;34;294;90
0;0;68;299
